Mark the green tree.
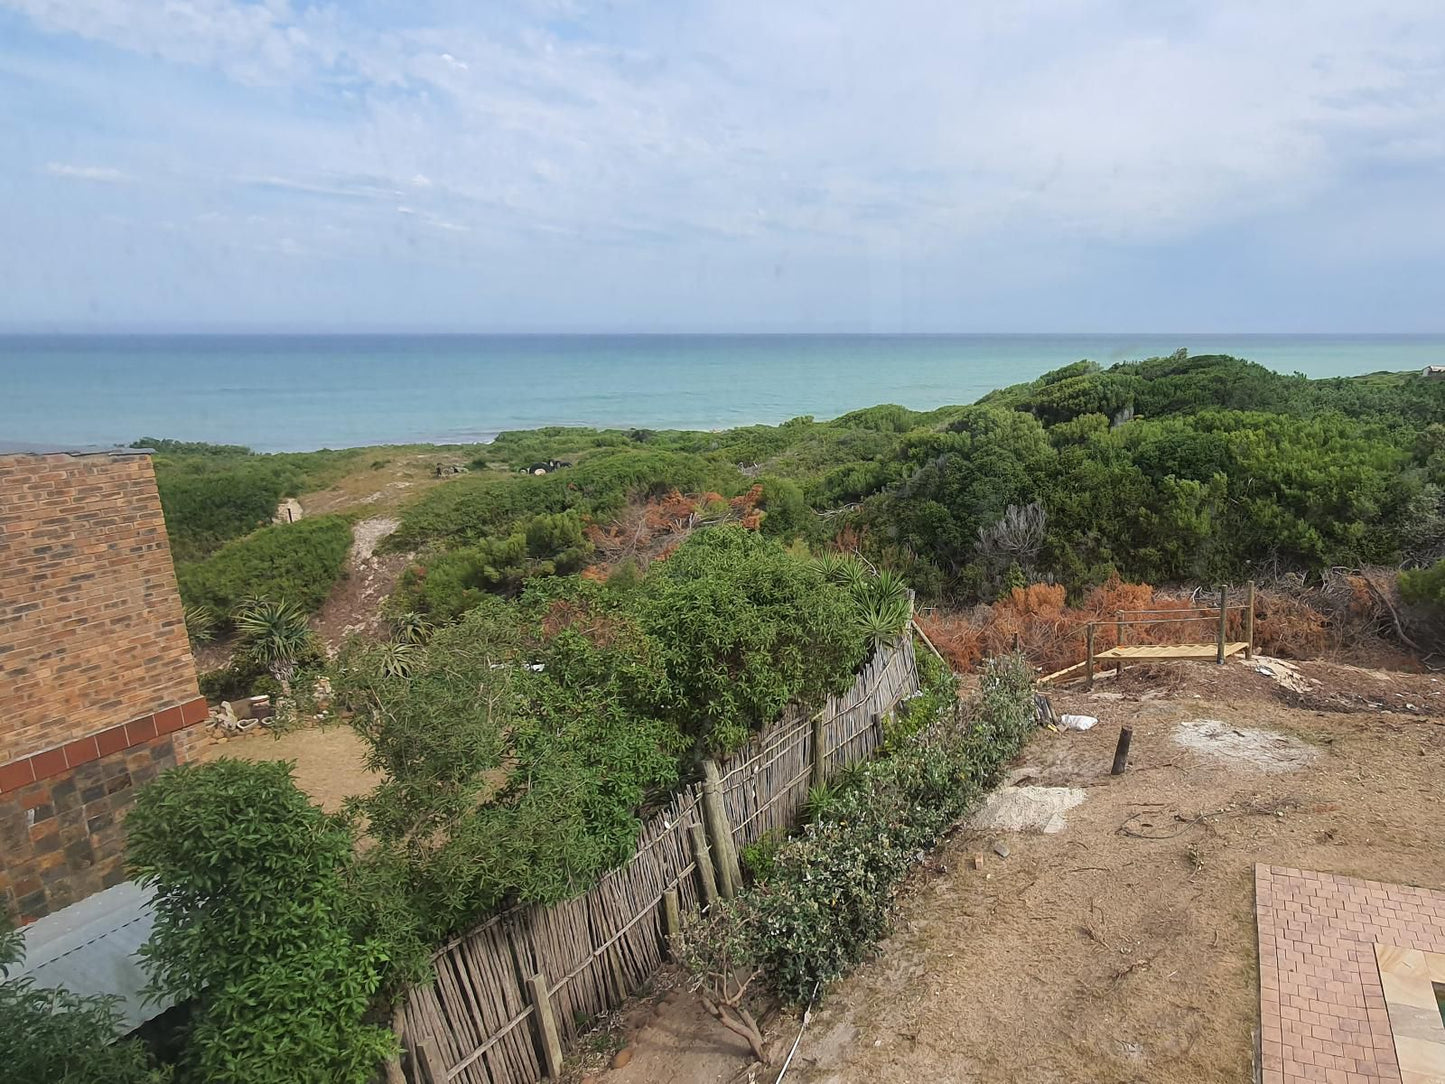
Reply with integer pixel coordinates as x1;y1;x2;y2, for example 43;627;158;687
638;527;865;754
126;761;395;1084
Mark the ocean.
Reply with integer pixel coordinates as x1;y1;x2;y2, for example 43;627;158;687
2;333;1442;453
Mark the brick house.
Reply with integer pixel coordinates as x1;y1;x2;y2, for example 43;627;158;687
0;447;207;924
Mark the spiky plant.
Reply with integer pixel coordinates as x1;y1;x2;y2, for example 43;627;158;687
234;599;314;691
857;594;912;653
182;604;217;646
392;611;431;646
377;640;421;679
812;551;848;581
864;568;910;608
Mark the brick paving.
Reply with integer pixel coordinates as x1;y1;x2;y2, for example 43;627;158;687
1256;865;1445;1083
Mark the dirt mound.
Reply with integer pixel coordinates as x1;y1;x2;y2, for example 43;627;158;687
965;785;1087;834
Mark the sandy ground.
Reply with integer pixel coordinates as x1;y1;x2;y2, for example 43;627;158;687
577;657;1445;1084
311;515;410;651
192;723;378;813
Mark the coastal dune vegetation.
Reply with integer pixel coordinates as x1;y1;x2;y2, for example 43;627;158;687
55;350;1445;1083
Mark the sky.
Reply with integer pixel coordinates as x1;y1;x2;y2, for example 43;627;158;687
1;0;1443;333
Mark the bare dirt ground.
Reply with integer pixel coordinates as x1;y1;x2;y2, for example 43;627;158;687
298;448;497;517
193;724;378;813
311;516;409;651
580;656;1445;1084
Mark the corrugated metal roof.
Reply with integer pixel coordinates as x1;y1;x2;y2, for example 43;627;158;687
18;881;173;1033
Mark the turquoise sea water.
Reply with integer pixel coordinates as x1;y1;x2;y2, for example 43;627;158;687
1;334;1442;453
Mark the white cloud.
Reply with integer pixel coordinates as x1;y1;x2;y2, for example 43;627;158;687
4;0;1445;327
46;161;127;181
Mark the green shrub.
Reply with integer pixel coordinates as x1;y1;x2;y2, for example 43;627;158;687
0;924;166;1084
197;657;269;703
126;760;395;1084
339;583;683;935
176;516;352;619
638;527;866;755
1400;558;1445;610
694;653;1030;1005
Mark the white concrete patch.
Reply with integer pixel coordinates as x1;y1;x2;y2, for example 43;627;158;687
966;785;1087;834
1172;718;1317;773
351;516;399;563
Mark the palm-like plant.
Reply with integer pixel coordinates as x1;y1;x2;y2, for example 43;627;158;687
182;604;217;646
377;640;421;679
857;593;912;653
234;599;314;691
392;612;431;646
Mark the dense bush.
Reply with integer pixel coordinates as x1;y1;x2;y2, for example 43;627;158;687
125;760;395;1084
0;924;166;1084
176;515;352;619
145;442;356;563
689;653;1029;1005
338;583;682;935
395;510;592;619
1400;557;1445;611
638;528;866;755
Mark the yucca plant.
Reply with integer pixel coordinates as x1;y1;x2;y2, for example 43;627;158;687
182;604;217;646
234;599;315;691
857;594;912;653
392;611;432;646
377;640;421;679
863;568;910;609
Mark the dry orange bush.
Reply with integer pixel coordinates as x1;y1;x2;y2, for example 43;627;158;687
919;577;1270;675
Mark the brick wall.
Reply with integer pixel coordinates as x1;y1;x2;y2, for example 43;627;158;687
0;449;206;922
0;731;189;921
0;451;201;769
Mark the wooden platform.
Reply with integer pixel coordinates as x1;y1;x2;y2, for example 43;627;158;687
1094;642;1248;661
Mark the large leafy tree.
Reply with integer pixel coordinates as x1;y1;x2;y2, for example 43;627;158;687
126;760;395;1084
638;527;866;755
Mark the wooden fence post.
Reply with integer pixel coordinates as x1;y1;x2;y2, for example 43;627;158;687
1216;584;1228;664
661;889;682;957
385;1009;408;1084
527;972;564;1082
1245;580;1256;660
687;821;720;908
811;710;827;790
416;1040;448;1084
1114;610;1124;675
700;760;742;899
1085;623;1095;688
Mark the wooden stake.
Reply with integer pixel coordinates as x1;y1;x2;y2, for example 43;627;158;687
1111;725;1133;775
1115;610;1125;675
1245;579;1256;660
811;711;827;790
661;888;681;957
416;1039;448;1084
688;822;720;908
1085;623;1096;688
1216;584;1228;665
527;972;564;1082
700;760;741;899
384;1008;407;1084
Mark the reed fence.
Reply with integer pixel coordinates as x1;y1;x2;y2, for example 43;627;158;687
400;638;921;1084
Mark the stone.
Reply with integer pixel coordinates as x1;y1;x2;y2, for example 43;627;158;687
611;1047;634;1070
991;840;1011;859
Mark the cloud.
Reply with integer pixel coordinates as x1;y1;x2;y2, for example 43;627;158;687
46;161;127;181
3;0;1444;328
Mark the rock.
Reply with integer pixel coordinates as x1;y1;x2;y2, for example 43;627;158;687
611;1047;634;1070
991;840;1011;859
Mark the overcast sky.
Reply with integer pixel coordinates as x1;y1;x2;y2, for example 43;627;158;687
1;0;1442;333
